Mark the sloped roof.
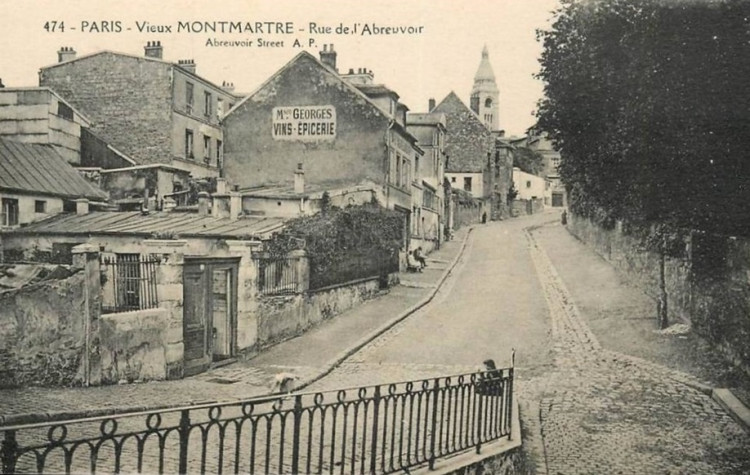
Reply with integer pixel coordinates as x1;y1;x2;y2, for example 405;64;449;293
0;138;107;200
432;92;494;173
9;211;285;239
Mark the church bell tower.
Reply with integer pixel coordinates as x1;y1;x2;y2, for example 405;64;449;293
470;45;500;132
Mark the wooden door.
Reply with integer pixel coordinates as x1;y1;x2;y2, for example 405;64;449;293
183;264;211;376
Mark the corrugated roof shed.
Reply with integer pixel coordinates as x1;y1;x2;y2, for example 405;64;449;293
9;211;285;239
0;138;107;201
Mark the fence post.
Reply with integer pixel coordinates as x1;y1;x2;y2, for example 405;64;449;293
370;385;381;474
475;382;483;454
178;409;190;474
507;367;514;440
428;378;440;470
1;430;18;474
291;394;303;474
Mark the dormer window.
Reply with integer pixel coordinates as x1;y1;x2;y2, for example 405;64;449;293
485;98;493;108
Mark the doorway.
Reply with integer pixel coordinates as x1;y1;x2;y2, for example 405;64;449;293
183;257;239;376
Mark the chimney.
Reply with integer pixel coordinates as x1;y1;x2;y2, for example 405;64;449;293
428;98;436;111
177;59;196;74
57;46;77;63
221;81;235;93
197;191;210;216
319;44;337;72
0;78;4;89
144;41;163;59
74;198;89;215
294;163;305;194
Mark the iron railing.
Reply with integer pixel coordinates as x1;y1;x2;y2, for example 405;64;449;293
0;368;513;474
255;256;300;296
100;254;160;313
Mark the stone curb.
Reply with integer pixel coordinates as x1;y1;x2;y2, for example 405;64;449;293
294;226;475;392
712;388;750;433
0;227;475;427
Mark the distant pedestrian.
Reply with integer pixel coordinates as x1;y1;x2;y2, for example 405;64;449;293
561;210;568;225
407;250;422;272
482;212;487;224
414;247;427;269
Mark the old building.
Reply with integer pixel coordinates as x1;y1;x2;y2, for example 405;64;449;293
470;46;501;133
0;87;91;164
223;48;421;238
0;138;107;229
432;91;495;221
512;128;566;207
39;43;241;178
406;111;447;251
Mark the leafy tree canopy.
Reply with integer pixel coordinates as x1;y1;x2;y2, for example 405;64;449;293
513;147;545;176
536;0;750;235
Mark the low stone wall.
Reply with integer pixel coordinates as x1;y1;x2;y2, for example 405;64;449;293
567;213;750;376
0;270;87;388
256;276;389;350
99;308;170;384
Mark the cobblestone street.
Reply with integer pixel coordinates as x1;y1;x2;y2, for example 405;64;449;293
306;214;750;474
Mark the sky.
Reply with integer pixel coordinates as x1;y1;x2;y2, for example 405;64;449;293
0;0;560;137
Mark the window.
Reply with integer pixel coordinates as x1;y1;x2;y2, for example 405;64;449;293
185;82;194;114
402;157;409;187
57;101;74;121
34;200;46;213
451;176;456;183
217;98;224;118
204;91;212;117
464;177;472;193
526;180;532;189
485;97;493;108
101;253;160;313
2;198;19;226
203;135;211;164
216;139;223;168
185;129;194;159
414;156;420;179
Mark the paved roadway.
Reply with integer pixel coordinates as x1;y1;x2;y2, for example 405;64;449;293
308;214;750;474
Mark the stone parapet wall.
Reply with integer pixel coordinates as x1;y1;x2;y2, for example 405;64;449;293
0;270;87;388
255;276;388;351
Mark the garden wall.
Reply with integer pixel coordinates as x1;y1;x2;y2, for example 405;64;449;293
567;213;750;376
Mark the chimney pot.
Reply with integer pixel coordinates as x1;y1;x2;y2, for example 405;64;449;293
318;43;337;71
74;198;89;215
294;163;305;194
197;192;210;216
0;78;4;89
429;98;436;111
57;46;77;63
144;40;163;59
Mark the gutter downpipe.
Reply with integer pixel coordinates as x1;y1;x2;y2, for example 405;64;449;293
385;119;395;208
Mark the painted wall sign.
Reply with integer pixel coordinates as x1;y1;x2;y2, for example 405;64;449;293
272;105;336;141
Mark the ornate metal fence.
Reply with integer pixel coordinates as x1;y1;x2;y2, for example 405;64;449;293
0;368;513;474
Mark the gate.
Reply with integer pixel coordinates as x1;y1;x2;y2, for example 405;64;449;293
0;367;513;474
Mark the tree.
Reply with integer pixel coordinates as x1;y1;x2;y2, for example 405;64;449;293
537;0;750;236
536;0;750;327
513;147;545;176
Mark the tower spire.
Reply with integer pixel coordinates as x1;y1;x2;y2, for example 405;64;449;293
470;46;500;132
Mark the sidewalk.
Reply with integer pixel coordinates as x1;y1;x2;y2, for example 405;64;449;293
0;227;472;425
532;222;750;429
